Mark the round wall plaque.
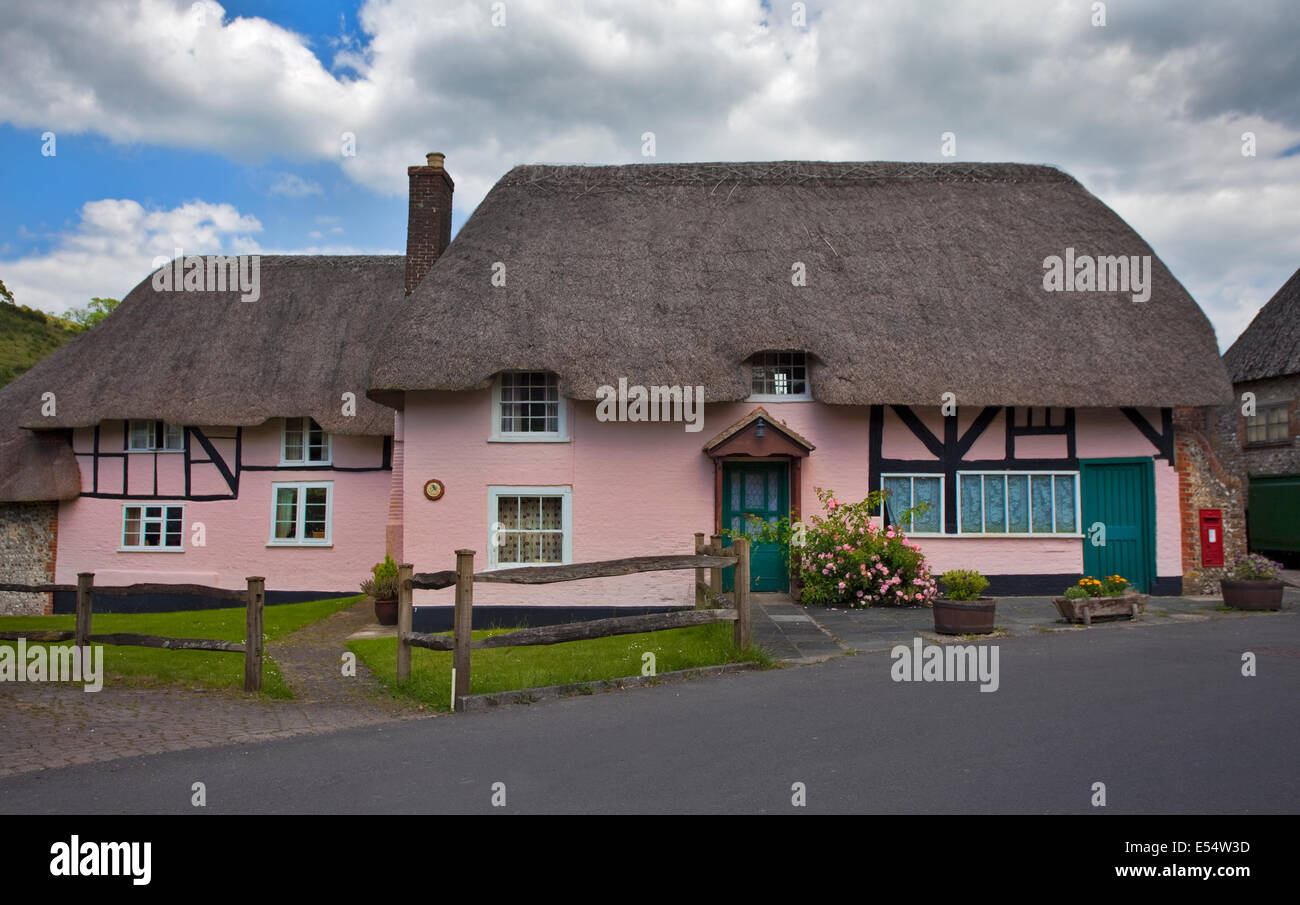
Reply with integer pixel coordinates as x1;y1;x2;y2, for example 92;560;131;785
423;479;445;501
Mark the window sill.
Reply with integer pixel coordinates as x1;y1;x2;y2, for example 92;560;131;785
487;436;570;444
278;460;334;467
911;533;1085;539
126;449;185;454
1243;441;1293;449
481;561;568;571
266;542;333;548
118;547;186;553
745;394;812;404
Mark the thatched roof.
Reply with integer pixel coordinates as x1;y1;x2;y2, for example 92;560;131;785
369;161;1231;408
0;417;79;502
16;256;403;435
1224;267;1300;383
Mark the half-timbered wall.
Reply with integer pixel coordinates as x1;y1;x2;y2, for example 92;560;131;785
54;418;392;596
398;391;1183;616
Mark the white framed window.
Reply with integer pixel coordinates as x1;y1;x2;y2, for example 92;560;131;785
957;471;1080;535
747;350;811;402
121;504;185;551
487;486;573;567
880;474;944;534
268;482;332;545
491;371;567;441
127;420;185;452
281;417;331;465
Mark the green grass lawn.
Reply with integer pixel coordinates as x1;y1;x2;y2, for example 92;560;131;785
349;620;772;711
0;596;360;698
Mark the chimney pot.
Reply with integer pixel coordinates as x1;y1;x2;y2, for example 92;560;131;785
426;152;445;169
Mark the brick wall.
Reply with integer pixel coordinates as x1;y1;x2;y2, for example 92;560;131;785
1210;373;1300;479
0;501;58;615
1173;407;1247;595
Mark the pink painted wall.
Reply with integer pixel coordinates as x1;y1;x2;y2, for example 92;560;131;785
400;396;1183;610
57;420;391;593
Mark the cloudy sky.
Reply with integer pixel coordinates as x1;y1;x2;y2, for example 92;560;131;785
0;0;1296;348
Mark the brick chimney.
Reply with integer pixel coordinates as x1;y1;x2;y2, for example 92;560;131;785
405;152;455;295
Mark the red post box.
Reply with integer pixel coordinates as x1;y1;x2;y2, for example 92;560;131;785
1199;509;1224;567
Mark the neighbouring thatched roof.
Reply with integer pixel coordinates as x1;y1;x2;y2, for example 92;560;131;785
16;256;403;435
369;161;1231;408
1224;267;1300;383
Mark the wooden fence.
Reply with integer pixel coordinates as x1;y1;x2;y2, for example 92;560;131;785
396;534;749;709
0;573;267;691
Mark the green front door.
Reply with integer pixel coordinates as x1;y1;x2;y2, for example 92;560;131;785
1080;458;1155;593
721;461;789;593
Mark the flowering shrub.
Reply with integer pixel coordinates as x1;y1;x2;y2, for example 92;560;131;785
1230;554;1284;581
735;488;938;608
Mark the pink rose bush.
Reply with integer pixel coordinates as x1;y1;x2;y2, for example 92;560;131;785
793;488;937;608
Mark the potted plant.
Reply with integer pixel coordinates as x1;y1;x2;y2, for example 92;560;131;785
1052;574;1147;625
1220;554;1286;610
361;554;401;625
933;569;995;634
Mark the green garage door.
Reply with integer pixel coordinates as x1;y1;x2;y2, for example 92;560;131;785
1248;474;1300;553
1080;458;1155;593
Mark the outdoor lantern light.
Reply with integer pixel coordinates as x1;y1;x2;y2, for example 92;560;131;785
755;417;766;438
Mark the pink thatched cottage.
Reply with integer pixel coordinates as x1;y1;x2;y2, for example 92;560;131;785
0;257;402;614
0;155;1236;627
370;157;1233;628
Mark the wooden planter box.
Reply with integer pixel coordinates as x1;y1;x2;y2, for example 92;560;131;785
933;598;996;635
1220;579;1285;611
1052;592;1147;625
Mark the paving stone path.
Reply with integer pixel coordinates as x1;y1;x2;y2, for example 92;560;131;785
751;587;1300;659
0;599;428;779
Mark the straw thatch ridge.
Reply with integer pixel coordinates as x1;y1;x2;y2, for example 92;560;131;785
14;255;403;435
1223;267;1300;383
369;160;1231;409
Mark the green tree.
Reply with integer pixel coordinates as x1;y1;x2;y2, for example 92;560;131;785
65;297;120;328
0;278;14;305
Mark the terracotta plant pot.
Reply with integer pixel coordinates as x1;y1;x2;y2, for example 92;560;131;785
933;597;996;635
1052;592;1148;625
373;597;398;626
1220;579;1285;611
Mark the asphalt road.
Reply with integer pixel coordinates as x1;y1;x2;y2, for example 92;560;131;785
2;614;1296;814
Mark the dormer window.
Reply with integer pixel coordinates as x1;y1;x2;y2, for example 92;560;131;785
492;371;567;441
282;417;331;465
127;420;184;451
747;351;811;401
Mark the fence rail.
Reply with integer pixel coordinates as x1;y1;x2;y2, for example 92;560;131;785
0;573;265;691
397;534;751;711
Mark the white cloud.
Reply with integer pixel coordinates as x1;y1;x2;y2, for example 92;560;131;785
0;199;262;314
269;173;323;198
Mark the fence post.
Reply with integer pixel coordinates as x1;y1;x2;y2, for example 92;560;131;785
733;537;751;649
397;563;414;681
709;534;723;600
694;532;706;608
244;577;265;692
453;549;475;707
75;572;93;648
